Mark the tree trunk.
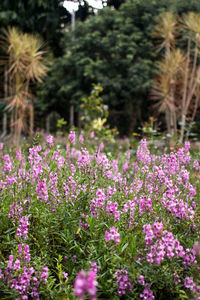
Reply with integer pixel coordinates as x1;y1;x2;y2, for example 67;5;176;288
186;92;200;139
69;11;75;129
165;108;170;134
129;104;138;133
29;103;34;137
179;38;190;144
173;110;177;136
77;110;81;130
2;113;7;137
179;112;186;143
46;115;50;134
69;104;74;127
2;68;8;137
170;110;174;136
10;110;14;136
14;107;18;145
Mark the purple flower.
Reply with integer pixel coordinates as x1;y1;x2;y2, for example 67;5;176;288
105;227;120;244
193;160;199;170
46;135;54;147
72;255;77;262
98;142;104;152
4;245;48;298
68;131;76;144
90;131;95;138
40;266;48;283
17;216;29;240
62;272;68;280
174;273;180;285
79;134;84;144
140;288;154;300
184;141;190;152
16;149;22;161
137;275;145;286
74;270;97;300
184;277;195;290
115;269;132;296
90;262;100;274
193;241;200;256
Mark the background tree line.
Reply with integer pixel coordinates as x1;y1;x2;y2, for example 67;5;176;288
1;0;200;137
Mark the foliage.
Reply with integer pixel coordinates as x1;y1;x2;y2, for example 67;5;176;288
81;84;108;123
0;135;200;299
0;27;48;146
151;11;200;142
36;0;200;135
80;84;118;142
36;0;160;134
57;118;67;130
0;0;70;57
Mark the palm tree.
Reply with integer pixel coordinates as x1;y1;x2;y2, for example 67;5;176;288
0;27;48;146
152;13;180;136
152;49;184;135
179;12;200;143
152;12;200;142
153;11;177;55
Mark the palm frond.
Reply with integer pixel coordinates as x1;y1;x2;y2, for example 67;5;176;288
153;12;177;52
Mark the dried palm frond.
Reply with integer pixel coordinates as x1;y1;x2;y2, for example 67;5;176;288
153;12;177;52
0;26;48;146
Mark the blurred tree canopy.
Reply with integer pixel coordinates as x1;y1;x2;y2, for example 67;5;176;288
36;1;150;134
35;0;170;134
0;0;70;56
2;0;200;134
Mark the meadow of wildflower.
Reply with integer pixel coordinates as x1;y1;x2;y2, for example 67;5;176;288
0;132;200;299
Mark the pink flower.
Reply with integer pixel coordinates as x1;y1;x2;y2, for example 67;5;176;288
74;270;97;300
184;277;195;290
140;288;154;300
68;131;76;144
98;142;104;152
17;216;29;240
105;227;120;244
3;154;13;172
193;241;200;256
184;141;190;152
46;135;54;147
62;272;68;280
90;131;95;138
40;267;48;283
152;222;163;236
90;262;100;274
193;160;199;170
115;269;132;296
79;134;84;144
16;149;22;161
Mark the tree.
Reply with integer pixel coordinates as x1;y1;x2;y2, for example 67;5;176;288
36;0;200;134
152;11;200;142
70;0;126;10
0;27;48;146
37;0;158;134
179;12;200;143
106;0;126;9
0;0;69;137
0;0;70;57
152;12;179;136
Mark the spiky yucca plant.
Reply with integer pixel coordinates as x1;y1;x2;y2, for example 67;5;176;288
179;12;200;143
0;27;48;146
152;12;200;142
